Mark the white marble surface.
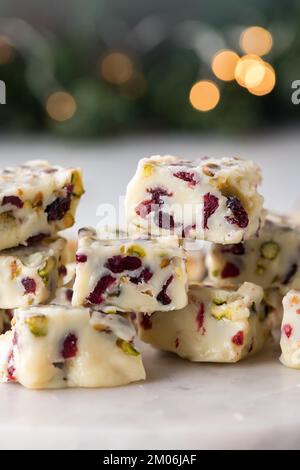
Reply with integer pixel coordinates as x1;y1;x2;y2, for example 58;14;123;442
0;128;300;450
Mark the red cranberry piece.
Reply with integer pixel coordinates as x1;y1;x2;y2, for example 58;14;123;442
175;337;180;348
62;333;78;359
283;263;298;285
21;277;36;294
135;199;153;218
45;188;71;222
7;350;16;382
196;303;205;331
105;255;142;273
130;268;153;284
173;171;197;187
156;275;173;305
203;193;219;229
221;262;240;279
140;314;152;330
66;289;73;302
86;274;116;304
154;210;175;230
58;265;67;276
2;195;23;208
26;233;47;245
147;187;173;205
182;224;196;238
221;243;245;255
76;253;87;263
232;330;244;346
283;324;293;339
225;197;249;228
12;331;18;345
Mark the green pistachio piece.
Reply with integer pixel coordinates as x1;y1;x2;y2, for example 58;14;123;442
211;305;232;320
71;171;85;197
212;298;226;306
260;241;280;260
255;260;266;275
126;244;146;258
212;269;220;277
38;256;56;286
25;315;48;337
116;338;140;356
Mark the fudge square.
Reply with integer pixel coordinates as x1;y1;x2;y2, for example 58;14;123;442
138;282;271;363
0;305;145;389
125;155;264;244
280;290;300;369
207;213;300;293
0;237;66;309
0;160;84;250
72;228;188;313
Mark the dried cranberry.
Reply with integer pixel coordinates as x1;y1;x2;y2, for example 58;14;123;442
182;224;196;238
7;350;15;382
21;277;36;294
283;263;298;285
225;197;249;228
173;171;197;187
66;289;73;302
156;275;173;305
130;268;153;284
12;331;18;345
232;330;244;346
86;274;116;304
221;243;245;255
147;187;173;205
203;193;219;229
154;210;175;230
135;199;153;218
26;233;47;245
175;337;180;348
76;253;87;263
140;314;152;330
62;333;78;359
58;265;67;276
196;303;205;331
2;195;23;208
221;262;240;279
45;190;71;222
135;187;172;218
283;324;292;339
105;255;142;273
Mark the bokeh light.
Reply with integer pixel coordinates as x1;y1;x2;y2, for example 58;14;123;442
248;62;276;96
212;50;240;81
100;52;134;85
0;35;15;64
235;54;265;88
240;26;273;56
189;80;220;112
46;91;77;122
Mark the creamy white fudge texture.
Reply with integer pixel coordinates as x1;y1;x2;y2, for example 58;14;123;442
0;237;66;309
280;290;300;369
0;305;145;389
125;155;264;244
207;213;300;293
72;228;188;313
0;160;84;250
138;282;270;363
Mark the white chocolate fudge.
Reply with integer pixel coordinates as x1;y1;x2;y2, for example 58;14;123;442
72;228;188;313
207;214;300;293
280;290;300;368
125;155;264;244
51;287;73;306
0;160;84;250
0;309;13;334
138;282;270;363
184;240;207;282
0;305;145;388
0;237;66;309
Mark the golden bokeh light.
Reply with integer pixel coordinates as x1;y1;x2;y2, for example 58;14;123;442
212;50;240;81
0;35;15;64
189;80;220;112
235;54;265;88
100;52;134;85
248;62;276;96
46;91;77;122
240;26;273;56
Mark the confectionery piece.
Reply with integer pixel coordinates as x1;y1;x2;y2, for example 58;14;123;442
0;160;84;250
138;282;270;363
0;237;66;309
125;155;264;244
51;287;73;306
280;290;300;368
207;213;300;293
72;228;188;313
0;305;145;388
184;240;207;282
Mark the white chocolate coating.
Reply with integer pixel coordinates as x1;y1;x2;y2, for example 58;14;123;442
280;290;300;369
72;228;188;313
138;282;270;363
125;155;264;244
0;305;145;389
0;237;66;309
0;160;84;250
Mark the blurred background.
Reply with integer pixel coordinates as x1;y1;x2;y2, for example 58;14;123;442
0;0;299;226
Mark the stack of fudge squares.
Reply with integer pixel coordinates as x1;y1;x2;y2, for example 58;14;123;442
1;155;300;390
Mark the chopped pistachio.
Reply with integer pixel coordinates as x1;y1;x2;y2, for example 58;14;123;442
255;261;266;275
143;163;154;177
116;338;140;356
212;298;226;306
71;171;85;197
211;305;232;320
260;241;280;260
160;258;171;268
25;315;48;337
38;256;56;285
23;200;32;210
63;212;74;228
127;244;146;258
10;260;21;280
93;323;111;333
